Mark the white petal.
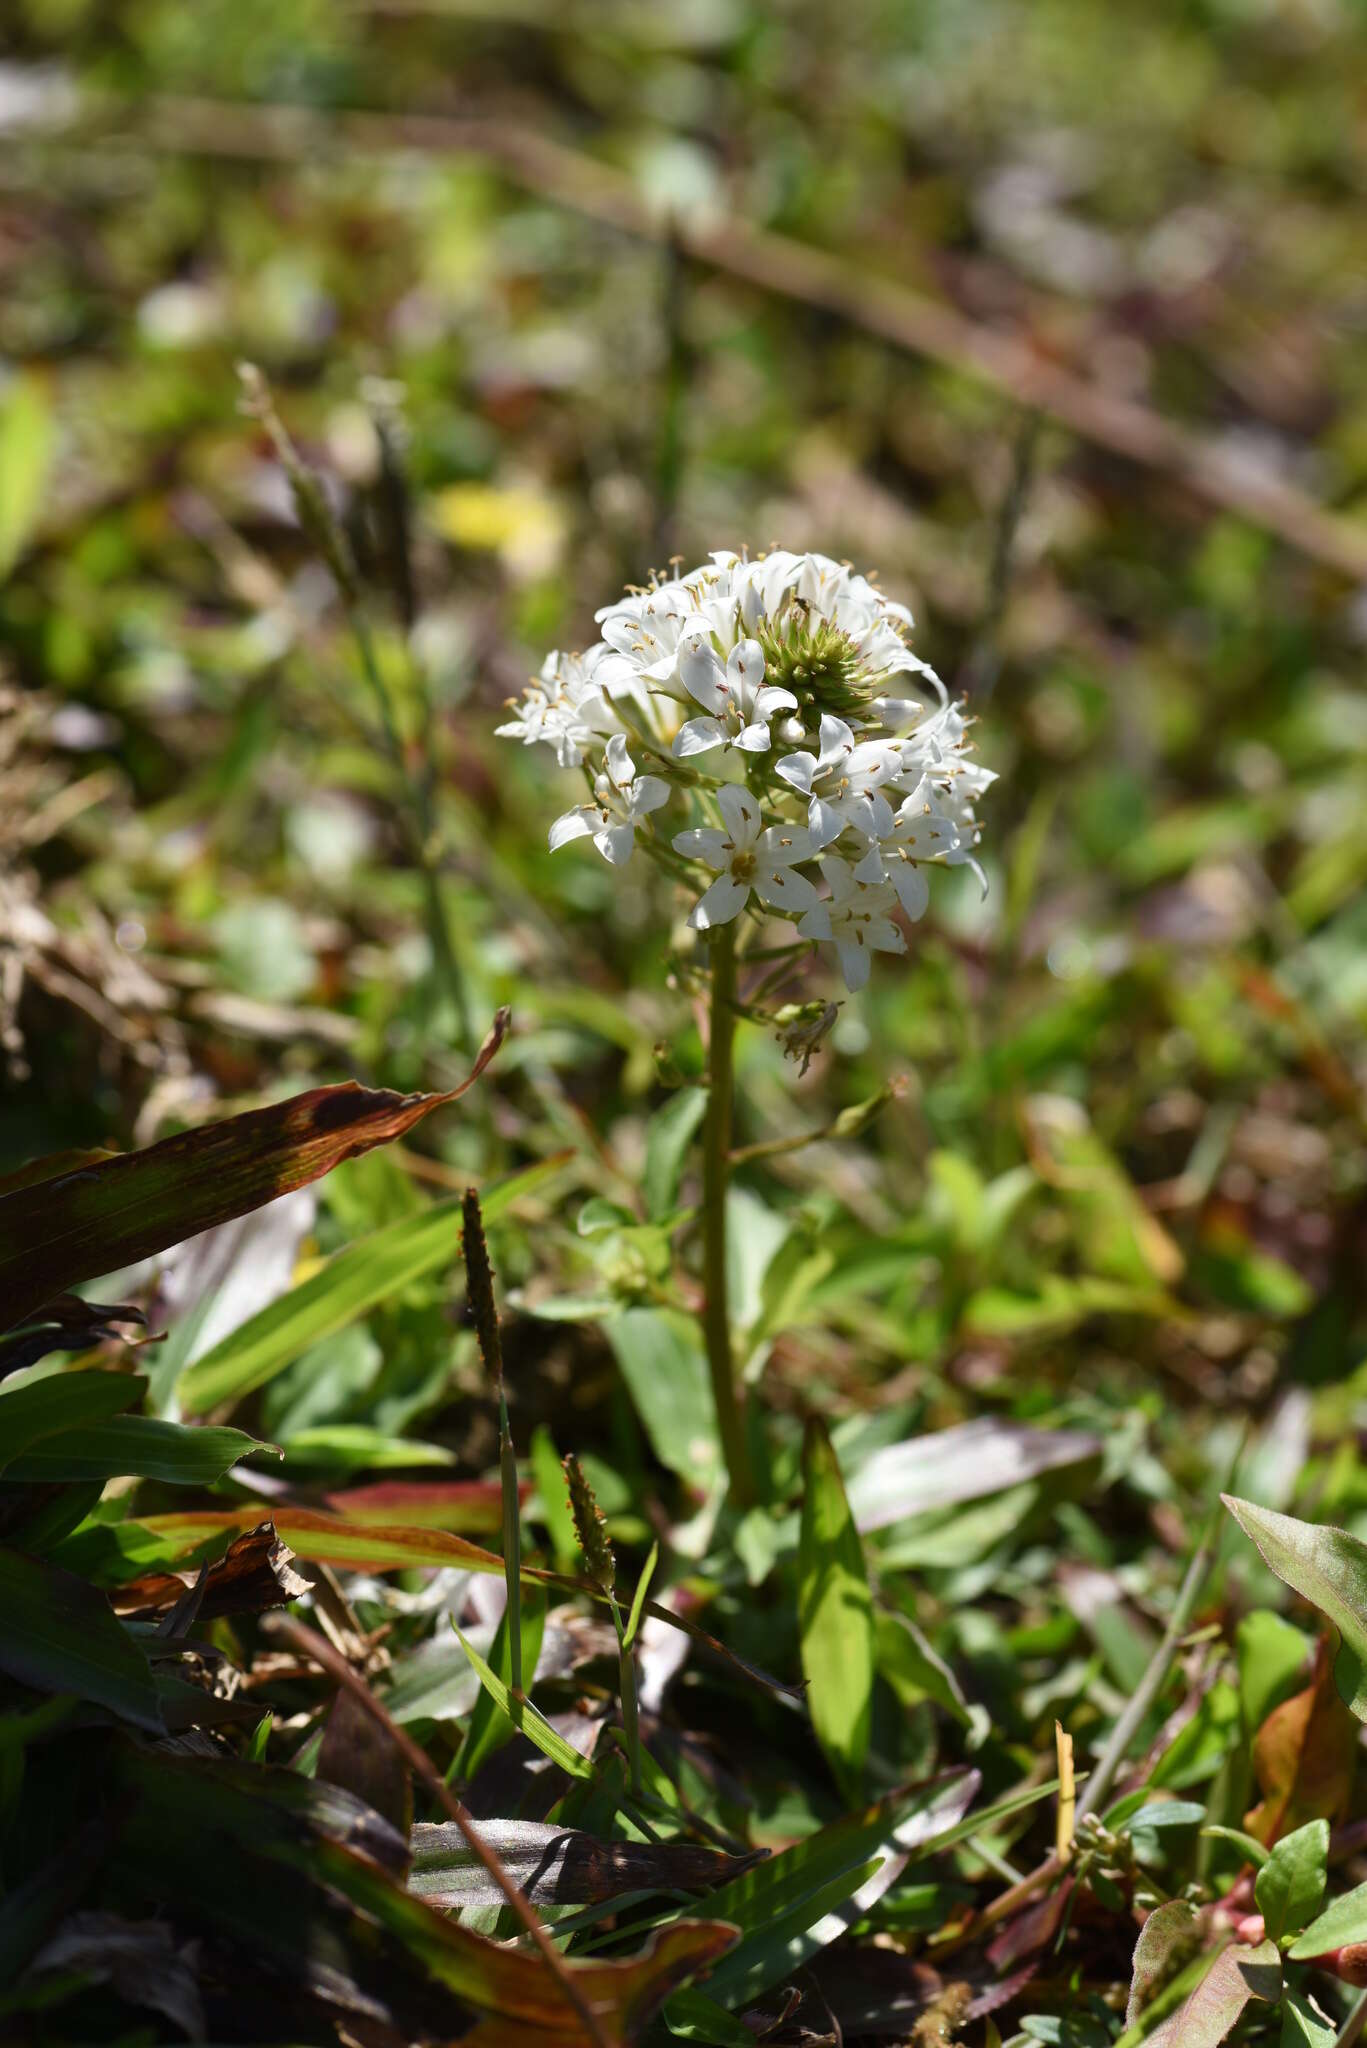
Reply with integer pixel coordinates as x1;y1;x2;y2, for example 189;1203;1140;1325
716;783;761;845
889;864;930;920
852;844;885;886
594;824;637;865
603;732;636;788
673;827;730;866
734;722;772;753
797;903;833;943
549;807;596;851
808;797;845;848
678;629;726;712
674;718;725;757
775;751;817;794
756;864;820;912
819;855;857;900
630;775;670;817
754;685;798;718
688;873;749;929
727;637;765;700
817;714;855;762
866;791;895;839
835;939;871;991
759;824;817;863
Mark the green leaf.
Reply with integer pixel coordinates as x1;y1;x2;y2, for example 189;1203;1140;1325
1280;1988;1338;2046
181;1200;464;1414
1223;1496;1367;1719
0;1546;163;1730
603;1309;720;1488
678;1769;979;2013
623;1542;659;1651
0;1021;504;1337
1290;1879;1367;1958
0;372;55;579
452;1591;546;1783
4;1415;267;1485
1255;1818;1328;1942
643;1089;706;1220
452;1623;593;1779
799;1418;875;1798
0;1370;145;1474
1123;1800;1207;1835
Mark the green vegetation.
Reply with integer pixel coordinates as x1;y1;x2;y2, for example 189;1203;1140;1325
3;1;1367;2042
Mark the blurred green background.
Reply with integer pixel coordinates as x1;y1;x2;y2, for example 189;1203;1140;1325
2;0;1366;1479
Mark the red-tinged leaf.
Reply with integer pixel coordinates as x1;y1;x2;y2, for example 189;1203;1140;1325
138;1505;507;1576
0;1008;508;1333
325;1476;520;1532
1245;1641;1357;1846
137;1508;805;1700
1142;1939;1281;2047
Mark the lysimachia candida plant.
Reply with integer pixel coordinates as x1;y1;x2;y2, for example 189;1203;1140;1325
498;549;993;1503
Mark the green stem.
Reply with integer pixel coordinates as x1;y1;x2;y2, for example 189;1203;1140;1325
701;920;753;1506
610;1598;642;1798
499;1393;523;1700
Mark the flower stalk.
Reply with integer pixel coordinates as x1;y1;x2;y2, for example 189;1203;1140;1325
463;1188;522;1698
701;921;753;1507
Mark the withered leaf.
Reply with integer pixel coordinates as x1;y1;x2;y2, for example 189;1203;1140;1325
0;1008;507;1333
110;1520;310;1625
409;1819;756;1911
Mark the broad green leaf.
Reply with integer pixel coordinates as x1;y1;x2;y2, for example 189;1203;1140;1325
679;1769;978;2013
1123;1800;1206;1835
0;372;55;579
4;1415;267;1485
0;1017;504;1337
1140;1939;1280;2048
799;1418;874;1797
181;1200;464;1413
453;1624;593;1779
453;1591;547;1782
1290;1879;1367;1958
643;1089;706;1220
1255;1818;1328;1942
1237;1610;1312;1734
1223;1496;1367;1719
603;1309;719;1488
0;1370;145;1474
276;1425;456;1470
1280;1988;1337;2046
0;1546;162;1730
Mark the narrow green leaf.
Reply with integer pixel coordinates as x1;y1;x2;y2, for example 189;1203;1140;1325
643;1089;707;1220
5;1415;268;1485
1223;1496;1367;1719
0;372;55;579
0;1370;145;1474
799;1417;875;1797
623;1542;659;1651
452;1623;593;1779
1255;1817;1328;1942
452;1591;546;1783
1280;1988;1338;2046
0;1546;162;1731
180;1200;463;1414
684;1769;979;2012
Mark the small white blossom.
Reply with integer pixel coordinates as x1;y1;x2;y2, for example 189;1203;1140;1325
549;734;669;865
774;714;901;846
674;784;820;929
865;779;974;919
797;853;908;990
673;632;799;757
497;648;613;769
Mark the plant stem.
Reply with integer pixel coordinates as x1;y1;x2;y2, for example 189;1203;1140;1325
701;920;753;1506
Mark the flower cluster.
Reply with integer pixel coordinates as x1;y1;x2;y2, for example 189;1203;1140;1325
498;549;993;991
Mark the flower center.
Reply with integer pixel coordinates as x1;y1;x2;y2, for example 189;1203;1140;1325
755;612;866;722
729;848;757;883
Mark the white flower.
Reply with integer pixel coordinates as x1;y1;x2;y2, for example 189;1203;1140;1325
548;734;669;865
673;783;821;930
673;633;799;757
797;853;908;990
774;714;901;846
497;648;613;769
864;779;975;919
